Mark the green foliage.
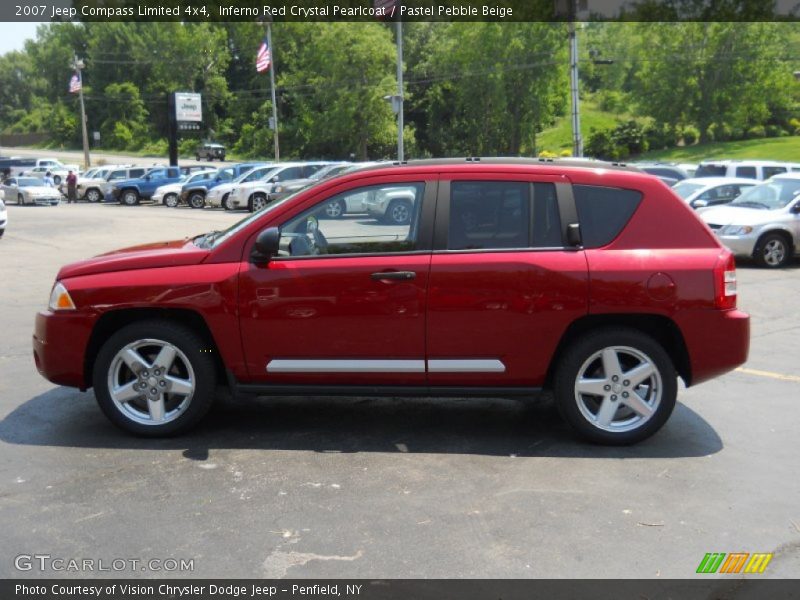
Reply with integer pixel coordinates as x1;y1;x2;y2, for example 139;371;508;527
585;120;647;160
746;125;766;139
681;126;699;146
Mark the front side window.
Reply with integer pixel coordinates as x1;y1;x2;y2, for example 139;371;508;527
129;169;146;178
763;166;787;179
278;183;425;257
108;170;125;180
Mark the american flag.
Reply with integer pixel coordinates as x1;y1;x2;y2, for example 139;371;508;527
256;35;271;73
68;72;81;93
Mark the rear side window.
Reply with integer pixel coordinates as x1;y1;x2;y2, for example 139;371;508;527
762;166;787;179
574;185;642;248
129;169;146;178
735;166;757;179
448;181;561;250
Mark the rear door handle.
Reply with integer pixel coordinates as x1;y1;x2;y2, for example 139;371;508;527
371;271;416;281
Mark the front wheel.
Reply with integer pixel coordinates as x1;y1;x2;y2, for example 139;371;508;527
163;193;178;208
754;232;791;268
553;328;677;445
18;194;24;205
93;320;217;436
386;199;412;225
222;193;234;211
323;199;346;219
121;189;140;206
188;192;205;209
85;188;101;203
53;175;62;185
250;193;268;212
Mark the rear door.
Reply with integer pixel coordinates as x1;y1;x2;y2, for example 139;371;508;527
426;173;589;387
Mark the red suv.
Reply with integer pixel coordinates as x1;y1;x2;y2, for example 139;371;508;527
33;159;750;444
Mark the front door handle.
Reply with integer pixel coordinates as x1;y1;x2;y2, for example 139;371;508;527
371;271;416;281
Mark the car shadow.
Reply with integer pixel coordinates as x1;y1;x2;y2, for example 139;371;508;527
0;386;723;459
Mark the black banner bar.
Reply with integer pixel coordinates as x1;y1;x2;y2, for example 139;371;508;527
3;579;800;600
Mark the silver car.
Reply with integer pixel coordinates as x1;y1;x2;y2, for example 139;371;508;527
1;177;61;206
698;174;800;268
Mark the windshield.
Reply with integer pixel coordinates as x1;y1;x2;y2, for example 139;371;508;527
672;181;705;199
237;166;275;183
187;171;214;184
729;178;800;210
17;178;40;187
82;168;98;179
310;164;348;181
198;192;303;249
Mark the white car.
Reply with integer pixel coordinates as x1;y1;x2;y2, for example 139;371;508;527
694;159;793;181
698;173;800;268
75;165;136;202
0;193;6;238
152;176;188;207
672;177;757;209
21;165;73;186
228;163;330;212
1;177;61;206
206;164;277;210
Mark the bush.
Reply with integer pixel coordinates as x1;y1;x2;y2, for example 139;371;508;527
643;123;675;151
108;122;134;150
708;123;733;142
681;126;699;146
746;125;766;139
789;118;800;131
597;90;628;114
765;124;783;138
178;138;200;158
537;150;558;158
559;149;572;157
140;139;168;156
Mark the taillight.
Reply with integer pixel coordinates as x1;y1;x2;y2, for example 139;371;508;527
714;252;737;310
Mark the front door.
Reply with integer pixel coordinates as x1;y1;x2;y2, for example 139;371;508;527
238;179;437;386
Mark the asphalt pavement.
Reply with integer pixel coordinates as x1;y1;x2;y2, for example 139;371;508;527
0;201;798;579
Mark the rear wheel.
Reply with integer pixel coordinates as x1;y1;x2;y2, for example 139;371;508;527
553;328;677;445
93;320;216;436
323;199;346;219
121;189;140;206
163;193;178;208
85;188;101;203
188;192;205;209
754;232;791;268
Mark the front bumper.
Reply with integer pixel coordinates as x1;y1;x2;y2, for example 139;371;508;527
716;233;758;258
30;196;61;206
33;310;96;389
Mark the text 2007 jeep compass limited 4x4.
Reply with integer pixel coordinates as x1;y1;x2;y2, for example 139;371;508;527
33;159;750;444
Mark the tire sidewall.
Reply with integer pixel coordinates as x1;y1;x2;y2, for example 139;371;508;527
189;192;205;209
553;328;677;445
92;320;216;436
122;190;138;206
755;233;790;268
164;194;178;208
387;200;411;225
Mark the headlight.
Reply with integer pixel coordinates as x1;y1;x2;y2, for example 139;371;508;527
274;185;284;193
721;225;753;236
48;282;76;311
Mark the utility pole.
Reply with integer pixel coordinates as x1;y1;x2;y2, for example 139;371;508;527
267;22;280;161
73;56;91;168
568;13;583;157
396;21;404;162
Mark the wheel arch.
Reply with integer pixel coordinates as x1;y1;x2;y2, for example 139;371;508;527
754;228;794;253
544;313;691;389
83;308;226;390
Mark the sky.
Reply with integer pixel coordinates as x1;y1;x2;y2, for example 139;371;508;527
0;22;42;56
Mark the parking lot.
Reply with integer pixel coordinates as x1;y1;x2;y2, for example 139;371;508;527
1;201;799;578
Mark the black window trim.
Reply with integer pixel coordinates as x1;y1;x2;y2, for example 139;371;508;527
269;179;438;261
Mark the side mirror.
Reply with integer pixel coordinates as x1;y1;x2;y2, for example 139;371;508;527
566;223;582;246
251;227;280;263
271;176;279;183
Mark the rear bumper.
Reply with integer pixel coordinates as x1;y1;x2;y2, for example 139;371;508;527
677;309;750;386
33;310;96;389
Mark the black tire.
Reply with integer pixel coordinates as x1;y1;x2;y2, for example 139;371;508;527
163;194;179;208
85;188;102;203
93;320;217;436
195;156;201;162
121;189;140;206
553;328;677;445
754;232;792;268
221;193;233;211
386;199;412;225
18;194;24;206
53;175;62;185
188;191;205;209
249;193;268;212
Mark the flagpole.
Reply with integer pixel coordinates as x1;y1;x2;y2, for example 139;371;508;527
395;21;404;162
73;56;91;168
266;23;280;161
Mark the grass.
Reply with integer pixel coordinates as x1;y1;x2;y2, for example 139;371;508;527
637;136;800;163
536;99;639;154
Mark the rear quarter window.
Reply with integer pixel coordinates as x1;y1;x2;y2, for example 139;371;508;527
574;185;643;248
